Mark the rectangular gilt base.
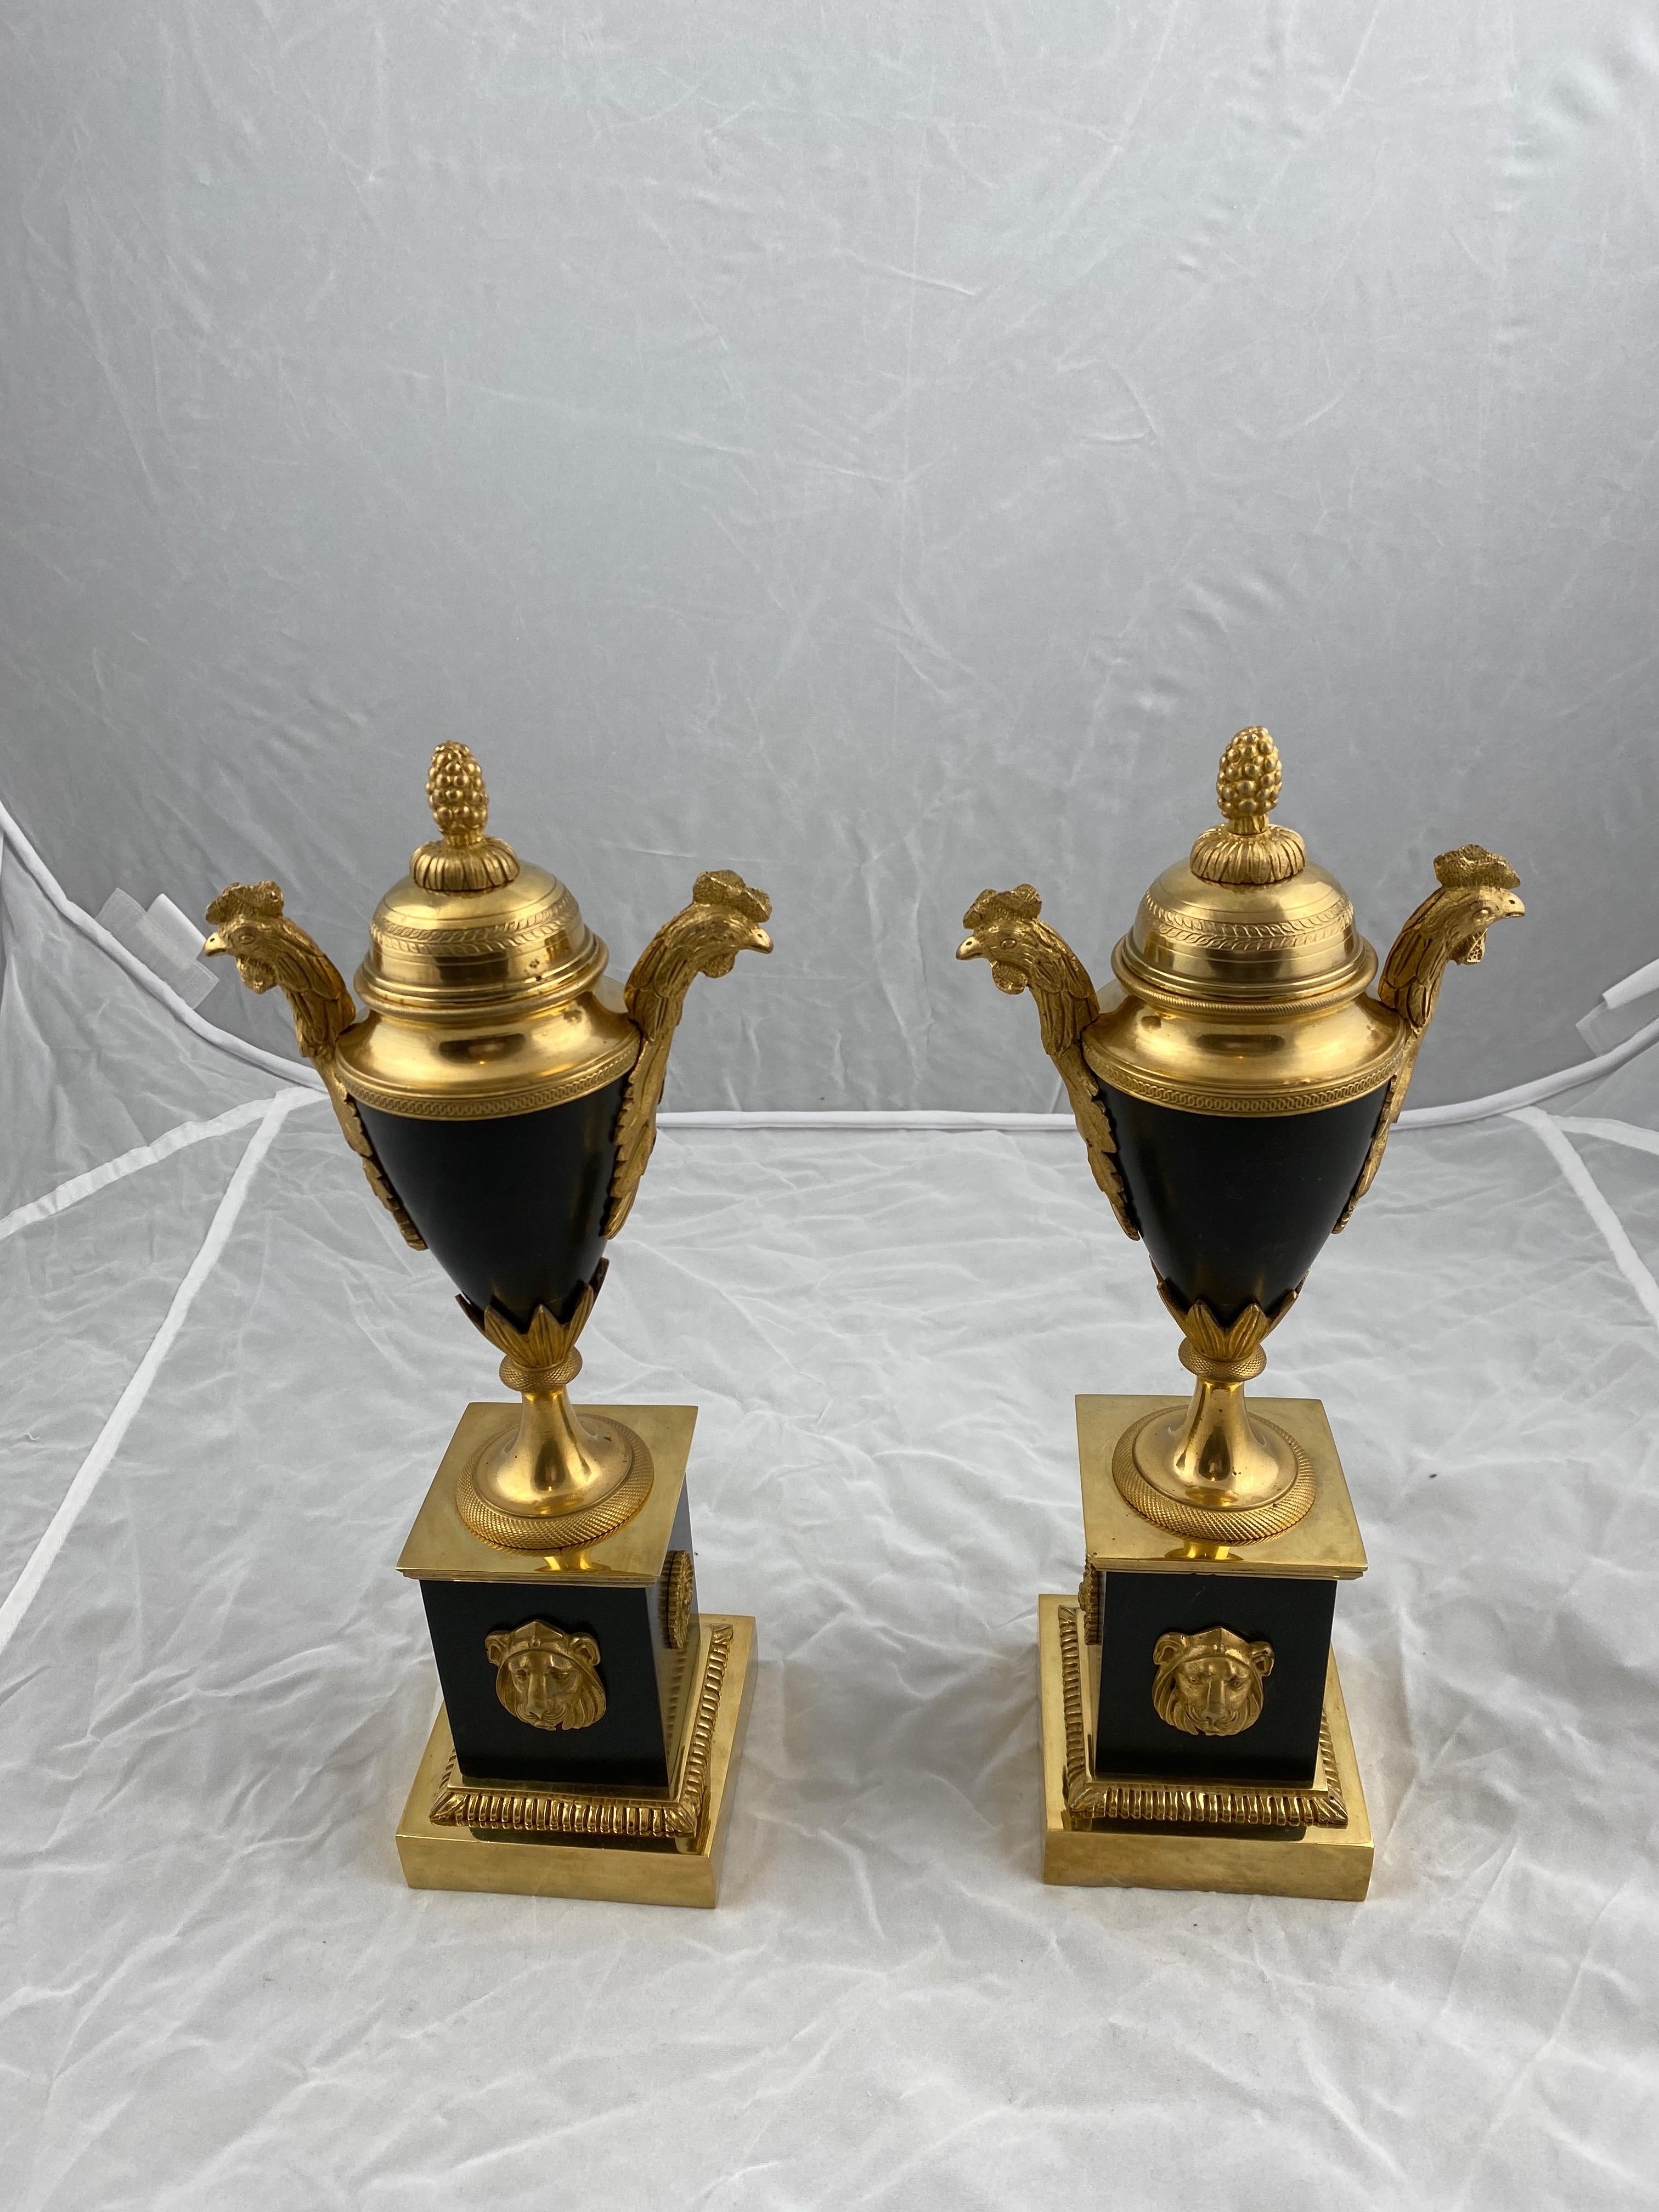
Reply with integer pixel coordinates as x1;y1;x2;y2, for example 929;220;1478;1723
1037;1594;1373;1901
395;1613;757;1908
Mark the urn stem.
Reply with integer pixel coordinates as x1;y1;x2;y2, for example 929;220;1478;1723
470;1377;628;1510
456;1382;654;1554
1167;1376;1286;1495
453;1283;656;1552
1109;1286;1317;1544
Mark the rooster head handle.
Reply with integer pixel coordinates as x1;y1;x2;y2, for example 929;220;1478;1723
202;878;426;1249
957;884;1052;996
1378;845;1525;1035
957;883;1138;1241
603;869;774;1238
202;879;357;1062
1335;843;1525;1231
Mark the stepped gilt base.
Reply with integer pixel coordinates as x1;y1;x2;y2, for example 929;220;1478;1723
1037;1595;1372;1901
396;1613;757;1908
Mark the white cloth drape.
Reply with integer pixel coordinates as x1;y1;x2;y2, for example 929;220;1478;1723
2;833;1656;2210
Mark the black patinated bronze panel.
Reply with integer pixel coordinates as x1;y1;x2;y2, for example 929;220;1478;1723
360;1077;626;1327
425;1577;672;1790
1094;1571;1336;1783
1103;1086;1386;1322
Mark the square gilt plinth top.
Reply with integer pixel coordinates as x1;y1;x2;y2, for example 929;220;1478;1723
1076;1395;1368;1581
397;1402;695;1585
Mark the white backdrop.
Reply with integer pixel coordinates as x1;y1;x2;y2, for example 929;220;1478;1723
3;0;1657;1109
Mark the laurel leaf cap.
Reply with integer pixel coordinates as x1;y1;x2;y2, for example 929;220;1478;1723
1189;727;1307;888
411;742;522;893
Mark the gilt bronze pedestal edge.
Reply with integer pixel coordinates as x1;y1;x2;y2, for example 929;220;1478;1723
1038;1598;1373;1901
1058;1606;1348;1829
428;1618;735;1838
396;1615;758;1908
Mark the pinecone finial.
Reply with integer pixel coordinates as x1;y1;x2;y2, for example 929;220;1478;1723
411;742;521;893
1190;727;1306;888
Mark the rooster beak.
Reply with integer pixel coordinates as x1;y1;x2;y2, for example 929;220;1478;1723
956;934;981;961
1508;894;1526;918
751;927;773;955
201;930;228;957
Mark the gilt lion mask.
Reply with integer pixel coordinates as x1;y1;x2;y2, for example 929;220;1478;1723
1151;1626;1273;1737
484;1621;606;1733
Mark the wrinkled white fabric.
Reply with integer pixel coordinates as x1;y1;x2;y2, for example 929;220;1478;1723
1;856;1657;2211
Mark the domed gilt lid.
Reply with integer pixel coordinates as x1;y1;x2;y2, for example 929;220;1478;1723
356;743;608;1019
1084;729;1407;1115
1115;728;1373;1011
334;743;639;1120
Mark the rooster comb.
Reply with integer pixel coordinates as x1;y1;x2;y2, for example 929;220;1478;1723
205;880;285;928
962;884;1042;931
1433;845;1521;892
691;868;772;923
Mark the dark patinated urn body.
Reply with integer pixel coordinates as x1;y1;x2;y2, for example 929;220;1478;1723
1102;1085;1388;1325
357;1084;625;1330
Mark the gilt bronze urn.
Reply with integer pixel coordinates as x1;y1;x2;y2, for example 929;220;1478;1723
960;727;1522;1900
204;742;771;1905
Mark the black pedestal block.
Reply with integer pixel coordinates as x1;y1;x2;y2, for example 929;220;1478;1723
1094;1571;1336;1784
422;1485;697;1790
